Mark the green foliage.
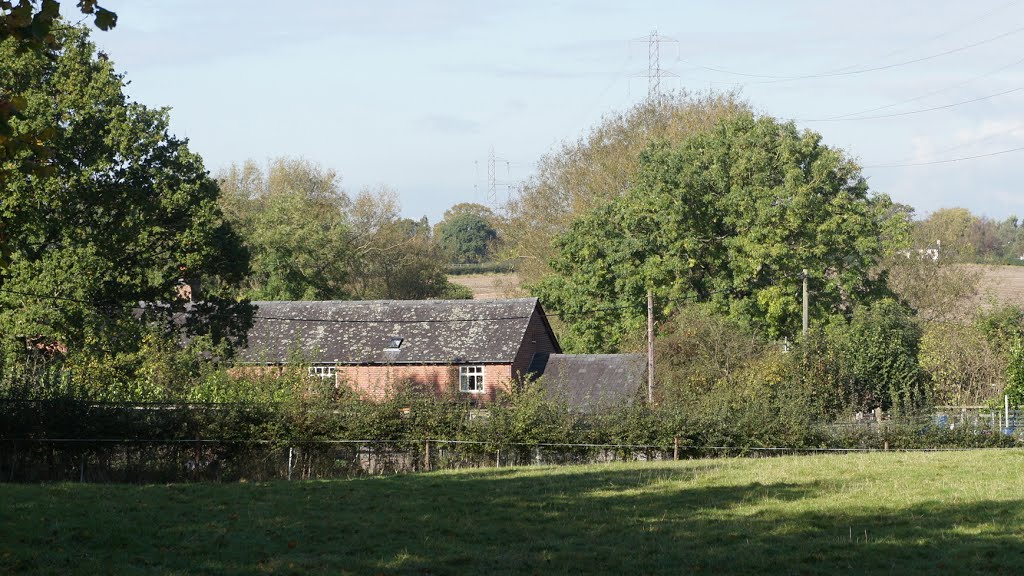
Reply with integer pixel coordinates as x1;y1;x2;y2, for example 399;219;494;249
824;298;926;413
1;5;117;198
219;158;353;300
436;211;498;264
972;306;1024;407
446;260;517;275
976;305;1024;353
1005;340;1024;407
919;322;1004;406
506;91;750;289
885;257;980;323
654;305;768;401
219;160;462;301
0;25;251;363
911;208;1024;263
352;214;454;300
438;280;473;300
534;112;893;352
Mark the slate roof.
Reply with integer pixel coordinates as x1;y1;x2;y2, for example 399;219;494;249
528;353;646;411
240;298;549;365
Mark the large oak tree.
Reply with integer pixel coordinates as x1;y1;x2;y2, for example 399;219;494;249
533;113;898;352
0;25;250;361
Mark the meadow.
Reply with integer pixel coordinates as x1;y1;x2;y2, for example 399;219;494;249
2;450;1024;575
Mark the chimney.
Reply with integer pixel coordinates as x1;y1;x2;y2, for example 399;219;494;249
176;278;201;303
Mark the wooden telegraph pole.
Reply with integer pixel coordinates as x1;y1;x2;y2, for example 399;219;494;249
647;289;655;403
802;269;809;337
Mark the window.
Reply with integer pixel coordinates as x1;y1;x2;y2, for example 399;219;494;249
385;336;403;350
459;365;485;393
308;365;336;380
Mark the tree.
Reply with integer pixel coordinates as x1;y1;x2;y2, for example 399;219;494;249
436;209;498;264
533;112;893;352
1;3;116;242
218;158;353;300
219;160;467;301
0;25;250;362
920;322;1003;406
829;299;926;413
351;214;454;299
505;91;749;288
912;207;977;261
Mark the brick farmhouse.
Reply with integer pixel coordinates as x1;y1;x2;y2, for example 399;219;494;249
239;298;643;408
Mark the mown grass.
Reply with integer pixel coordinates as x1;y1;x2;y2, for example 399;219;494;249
2;451;1024;575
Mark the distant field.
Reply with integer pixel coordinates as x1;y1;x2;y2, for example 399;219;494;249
973;263;1024;308
4;451;1024;575
448;272;522;300
450;265;1024;310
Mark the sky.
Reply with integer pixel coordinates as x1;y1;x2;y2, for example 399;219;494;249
76;0;1024;224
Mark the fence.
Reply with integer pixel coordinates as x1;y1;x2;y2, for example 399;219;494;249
0;438;681;483
832;406;1024;433
3;397;1023;483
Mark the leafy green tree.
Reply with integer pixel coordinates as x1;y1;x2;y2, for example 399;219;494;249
912;207;976;261
220;161;467;301
824;299;926;413
436;211;498;264
1;4;116;249
505;91;749;288
920;322;1003;406
218;158;352;300
0;26;250;362
350;215;454;300
534;113;893;352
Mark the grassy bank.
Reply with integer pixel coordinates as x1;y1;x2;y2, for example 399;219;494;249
3;451;1024;575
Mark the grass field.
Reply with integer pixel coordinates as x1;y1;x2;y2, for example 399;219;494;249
3;452;1024;575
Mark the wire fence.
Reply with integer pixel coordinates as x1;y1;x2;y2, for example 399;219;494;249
3;398;1022;483
0;438;674;483
4;433;1024;484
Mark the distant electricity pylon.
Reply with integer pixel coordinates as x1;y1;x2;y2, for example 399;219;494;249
632;29;678;99
473;145;511;210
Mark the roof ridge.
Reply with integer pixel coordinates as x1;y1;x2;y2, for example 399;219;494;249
251;297;537;305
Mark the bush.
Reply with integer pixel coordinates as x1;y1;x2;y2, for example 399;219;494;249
920;322;1004;406
824;298;926;414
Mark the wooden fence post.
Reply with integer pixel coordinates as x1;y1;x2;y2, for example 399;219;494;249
673;436;679;461
424;439;431;472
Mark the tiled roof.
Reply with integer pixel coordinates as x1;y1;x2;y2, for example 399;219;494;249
528;353;646;411
240;298;544;364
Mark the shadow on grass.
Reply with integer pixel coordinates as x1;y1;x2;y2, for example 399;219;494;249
2;462;1023;575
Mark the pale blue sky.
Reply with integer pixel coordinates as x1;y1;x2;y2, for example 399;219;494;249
84;0;1024;224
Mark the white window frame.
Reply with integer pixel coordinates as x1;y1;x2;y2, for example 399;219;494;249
459;365;485;393
308;365;337;380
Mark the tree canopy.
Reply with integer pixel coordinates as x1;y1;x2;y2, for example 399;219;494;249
1;2;117;207
0;25;250;361
435;203;498;264
533;112;895;352
505;91;749;288
218;158;465;301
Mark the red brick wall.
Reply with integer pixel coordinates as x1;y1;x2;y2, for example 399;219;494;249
336;363;513;403
511;310;561;380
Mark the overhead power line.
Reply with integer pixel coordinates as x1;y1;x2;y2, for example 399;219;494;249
864;144;1024;168
818;54;1024;121
679;23;1024;84
797;86;1024;122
